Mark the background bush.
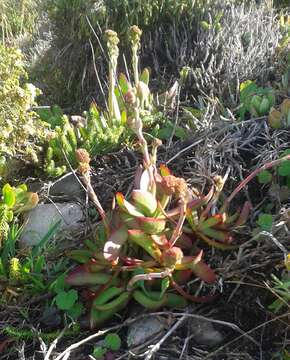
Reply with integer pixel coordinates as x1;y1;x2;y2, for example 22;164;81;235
0;45;43;158
31;0;284;112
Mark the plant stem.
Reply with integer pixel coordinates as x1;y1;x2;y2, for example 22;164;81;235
225;154;290;206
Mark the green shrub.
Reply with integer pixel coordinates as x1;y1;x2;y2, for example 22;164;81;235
0;0;41;42
0;45;44;164
34;0;214;109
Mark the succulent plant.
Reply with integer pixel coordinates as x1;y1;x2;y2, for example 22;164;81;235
43;25;163;178
66;104;255;328
239;80;275;119
268;98;290;129
0;183;39;246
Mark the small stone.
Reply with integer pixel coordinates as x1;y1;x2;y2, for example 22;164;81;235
189;318;223;347
20;203;84;246
127;317;165;348
50;173;82;197
41;306;62;328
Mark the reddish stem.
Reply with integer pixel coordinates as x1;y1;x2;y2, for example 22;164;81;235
225;155;290;206
171;279;217;303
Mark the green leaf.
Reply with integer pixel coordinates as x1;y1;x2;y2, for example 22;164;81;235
55;289;78;311
2;184;16;208
140;68;150;85
67;302;84;319
257;214;273;232
159;277;170;299
257;170;272;184
31;220;61;259
278;160;290;177
93;346;107;359
118;73;130;95
104;333;121;351
34;255;45;274
50;273;66;293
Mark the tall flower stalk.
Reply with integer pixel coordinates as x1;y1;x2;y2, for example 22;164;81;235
129;25;142;86
104;30;121;122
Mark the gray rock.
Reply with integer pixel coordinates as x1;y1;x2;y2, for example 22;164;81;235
127;317;166;348
50;173;83;197
189;318;223;347
20;203;84;246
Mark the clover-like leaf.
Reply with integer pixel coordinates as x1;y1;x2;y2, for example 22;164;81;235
104;333;122;351
93;346;107;359
258;170;272;184
55;289;78;310
257;213;273;232
278;160;290;177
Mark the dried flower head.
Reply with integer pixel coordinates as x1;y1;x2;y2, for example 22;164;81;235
161;175;189;200
75;148;91;164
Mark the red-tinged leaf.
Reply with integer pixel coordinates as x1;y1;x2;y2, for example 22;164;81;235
173;269;193;284
160;164;171;177
87;260;108;273
103;226;128;262
175;233;193;249
200;227;231;243
131;190;157;216
137;216;166;234
198;233;238;250
192;260;217;283
198;214;224;230
176;253;203;270
65;266;111;286
235;201;252;226
116;192;144;217
128;229;162;261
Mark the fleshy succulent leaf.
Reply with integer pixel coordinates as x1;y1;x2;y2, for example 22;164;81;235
103;225;128;262
116;192;144;217
137;216;166;234
191;260;216;283
65;266;111;286
131;190;157;216
128;230;162;261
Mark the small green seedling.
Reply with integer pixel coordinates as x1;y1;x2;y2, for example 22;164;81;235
257;213;273;232
55;289;78;311
104;333;121;351
238;80;275;120
92;333;122;359
257;150;290;202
